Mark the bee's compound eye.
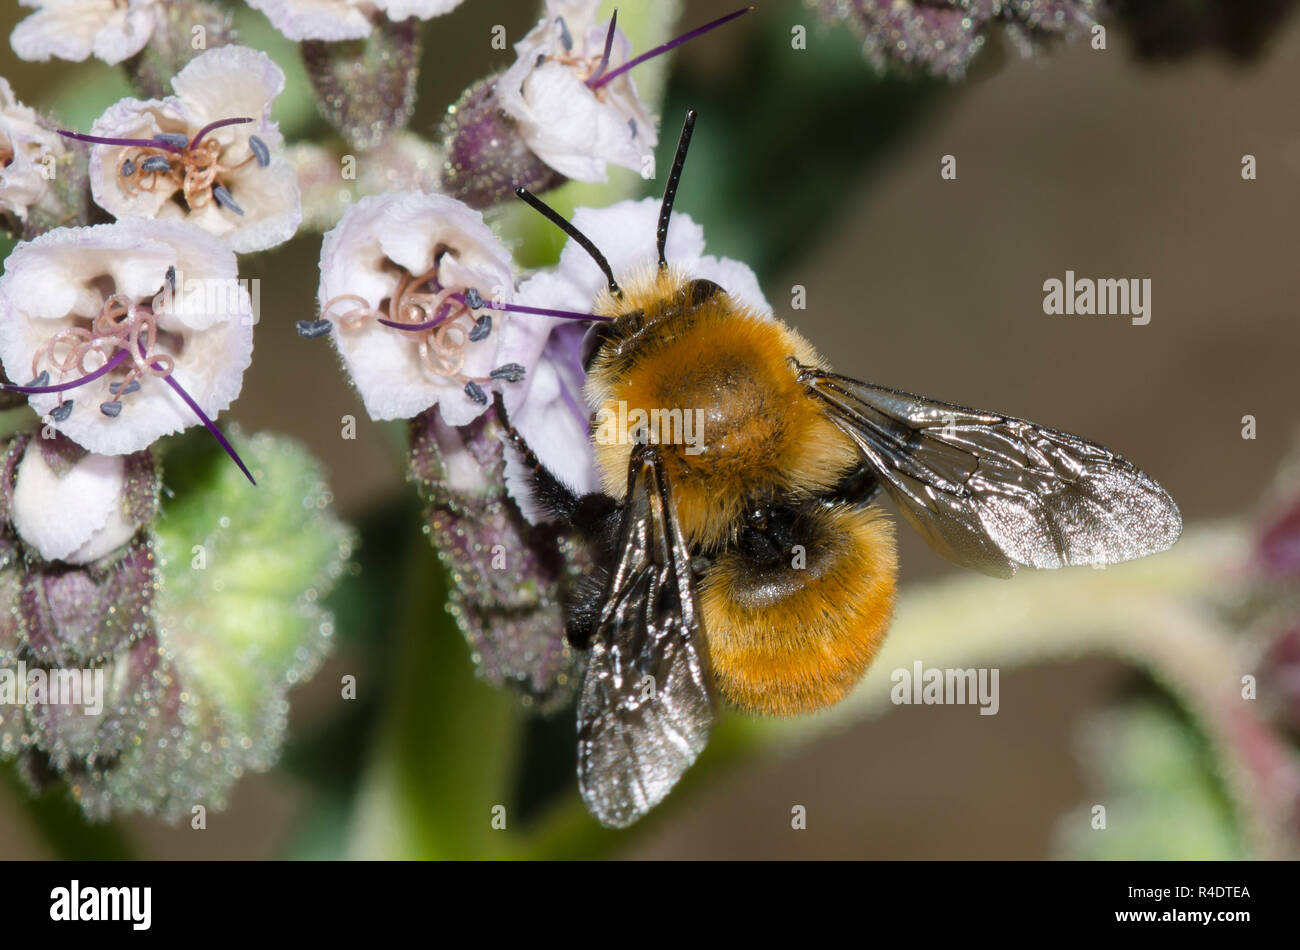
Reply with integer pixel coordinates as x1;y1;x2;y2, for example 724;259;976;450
684;278;723;307
580;321;616;373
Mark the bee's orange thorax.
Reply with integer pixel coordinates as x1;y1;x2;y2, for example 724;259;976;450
585;269;858;549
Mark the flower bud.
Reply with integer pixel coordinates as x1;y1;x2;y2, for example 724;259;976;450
439;76;566;210
808;0;1100;78
3;431;158;566
301;14;421;151
0;430;353;821
408;405;588;709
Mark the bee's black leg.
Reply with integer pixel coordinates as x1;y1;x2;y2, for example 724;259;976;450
495;397;625;653
496;394;584;520
565;566;610;650
496;395;623;548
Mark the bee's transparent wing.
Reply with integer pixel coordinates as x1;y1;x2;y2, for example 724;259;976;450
577;444;714;828
798;366;1183;578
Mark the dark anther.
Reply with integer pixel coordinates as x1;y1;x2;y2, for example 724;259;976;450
119;158;136;177
464;380;488;405
468;314;492;342
212;185;244;215
464;287;485;309
50;401;74;422
26;370;49;388
155;132;191;149
140;156;173;173
489;363;525;383
100;400;123;417
109;379;141;396
248;135;270;167
296;318;333;339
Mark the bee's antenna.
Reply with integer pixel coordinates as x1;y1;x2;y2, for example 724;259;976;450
657;109;697;271
514;187;622;299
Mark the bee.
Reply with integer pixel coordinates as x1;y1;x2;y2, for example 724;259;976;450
506;111;1182;828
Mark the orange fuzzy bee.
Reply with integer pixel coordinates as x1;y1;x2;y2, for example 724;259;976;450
509;111;1181;828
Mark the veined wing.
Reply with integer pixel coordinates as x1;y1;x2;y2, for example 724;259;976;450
797;365;1182;578
576;444;714;828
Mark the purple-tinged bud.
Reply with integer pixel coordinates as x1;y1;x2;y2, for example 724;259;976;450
408;405;590;710
439;76;567;210
807;0;1100;79
301;15;421;151
19;539;155;668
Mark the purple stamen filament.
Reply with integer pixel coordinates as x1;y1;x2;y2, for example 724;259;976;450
588;6;753;90
59;129;184;154
189;117;253;149
377;293;609;332
160;370;256;485
137;338;255;485
3;348;129;394
59;116;254;154
586;10;619;85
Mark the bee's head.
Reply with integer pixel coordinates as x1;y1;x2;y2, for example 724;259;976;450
514;108;702;313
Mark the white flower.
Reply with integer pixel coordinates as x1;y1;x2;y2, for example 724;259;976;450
83;45;301;254
498;196;769;513
10;441;137;563
0;78;65;223
10;0;161;65
0;218;254;456
247;0;465;42
497;0;656;182
316;191;516;425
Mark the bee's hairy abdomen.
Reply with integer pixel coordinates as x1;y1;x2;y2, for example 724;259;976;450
699;503;898;715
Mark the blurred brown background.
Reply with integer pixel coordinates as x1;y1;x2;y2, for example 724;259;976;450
2;0;1298;858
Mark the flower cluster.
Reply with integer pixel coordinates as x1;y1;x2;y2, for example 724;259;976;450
808;0;1102;78
0;35;334;824
0;429;352;821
